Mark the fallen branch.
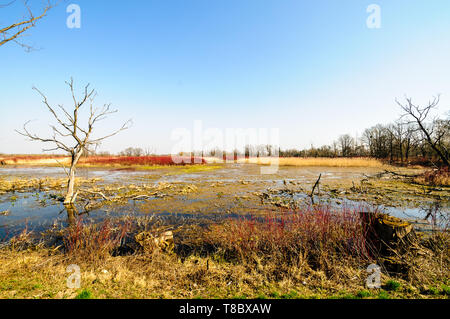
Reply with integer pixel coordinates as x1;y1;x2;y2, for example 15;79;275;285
79;189;112;201
384;170;421;178
129;192;169;200
131;194;155;200
310;173;321;204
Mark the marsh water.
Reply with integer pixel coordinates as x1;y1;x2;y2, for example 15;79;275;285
0;164;448;240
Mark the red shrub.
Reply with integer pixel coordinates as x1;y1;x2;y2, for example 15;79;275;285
80;155;205;166
204;205;373;266
64;218;131;261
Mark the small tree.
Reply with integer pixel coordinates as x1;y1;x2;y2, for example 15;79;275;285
17;78;132;204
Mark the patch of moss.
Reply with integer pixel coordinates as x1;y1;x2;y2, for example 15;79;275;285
269;291;280;298
280;290;299;299
356;290;372;298
75;289;93;299
384;280;401;292
441;285;450;296
427;286;441;296
377;291;390;299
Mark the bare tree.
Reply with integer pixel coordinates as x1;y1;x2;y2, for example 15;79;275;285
396;96;449;167
17;78;132;204
0;0;54;50
143;146;156;156
402;123;418;163
338;134;354;157
119;147;144;157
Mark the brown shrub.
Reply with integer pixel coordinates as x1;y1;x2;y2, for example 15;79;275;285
414;168;450;186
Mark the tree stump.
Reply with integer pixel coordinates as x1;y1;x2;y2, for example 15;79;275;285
135;230;174;253
360;212;415;274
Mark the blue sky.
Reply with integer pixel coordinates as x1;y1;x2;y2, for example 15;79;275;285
1;0;450;154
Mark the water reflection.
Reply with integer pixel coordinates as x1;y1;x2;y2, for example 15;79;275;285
64;204;77;226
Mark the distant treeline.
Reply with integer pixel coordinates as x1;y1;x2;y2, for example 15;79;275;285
280;119;449;164
88;120;449;166
87;100;449;167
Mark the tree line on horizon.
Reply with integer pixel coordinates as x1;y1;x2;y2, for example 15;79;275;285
96;98;449;167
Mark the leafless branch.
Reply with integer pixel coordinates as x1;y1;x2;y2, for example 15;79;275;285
396;95;449;167
0;0;54;50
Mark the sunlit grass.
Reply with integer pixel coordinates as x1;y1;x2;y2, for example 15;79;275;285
164;164;224;174
236;157;385;167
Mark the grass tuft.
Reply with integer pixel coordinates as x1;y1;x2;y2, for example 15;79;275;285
377;291;390;299
356;290;372;298
384;280;401;292
75;289;93;299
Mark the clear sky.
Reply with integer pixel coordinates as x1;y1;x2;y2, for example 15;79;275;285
1;0;450;154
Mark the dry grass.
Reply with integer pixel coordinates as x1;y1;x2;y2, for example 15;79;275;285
226;157;385;167
0;211;448;299
0;155;71;166
0;176;100;194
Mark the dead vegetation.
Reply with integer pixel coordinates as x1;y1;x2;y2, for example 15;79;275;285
0;176;101;195
0;162;448;299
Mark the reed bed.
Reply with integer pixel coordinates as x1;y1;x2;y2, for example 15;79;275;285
0;155;71;165
235;157;385;167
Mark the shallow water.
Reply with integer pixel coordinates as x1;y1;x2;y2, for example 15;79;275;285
0;191;441;240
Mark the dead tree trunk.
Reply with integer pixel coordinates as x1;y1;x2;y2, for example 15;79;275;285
310;173;321;204
64;149;83;204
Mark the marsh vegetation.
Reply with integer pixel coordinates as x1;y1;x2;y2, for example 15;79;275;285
0;161;448;299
